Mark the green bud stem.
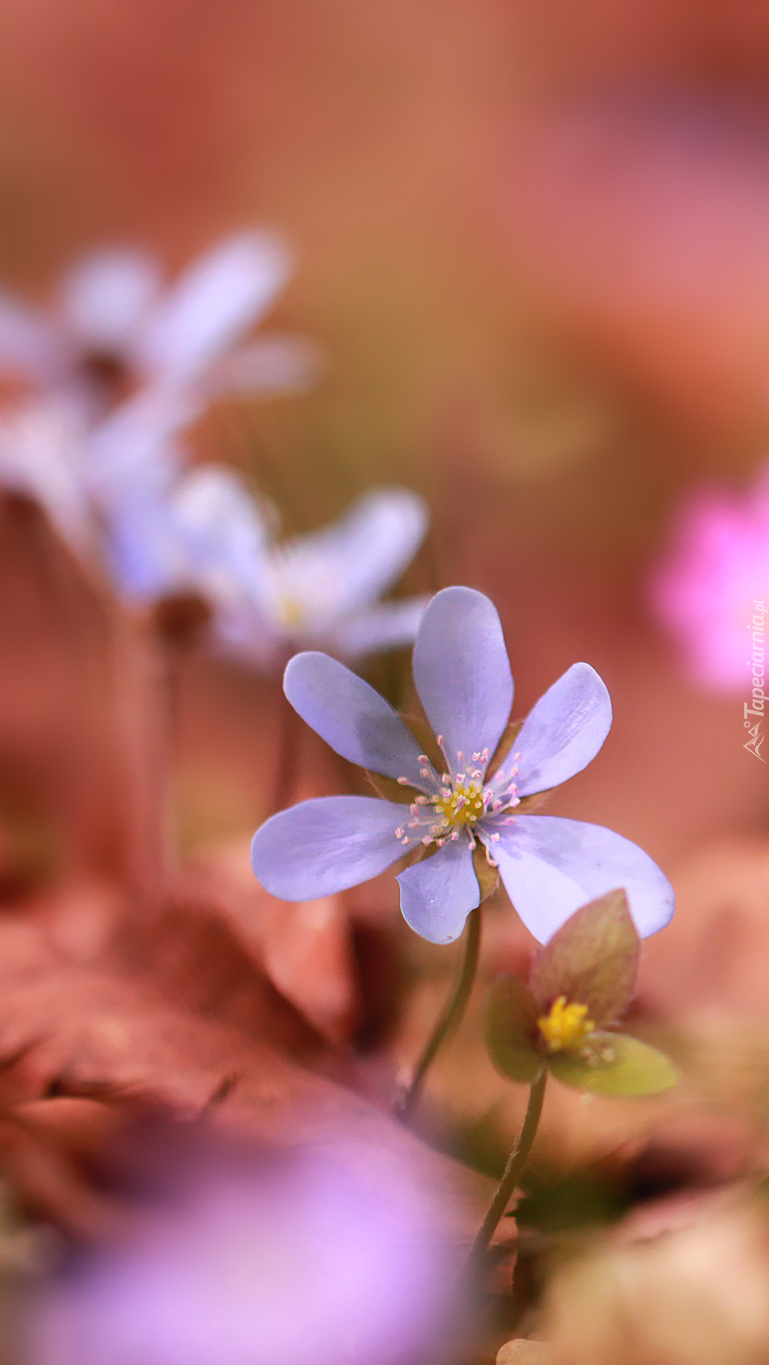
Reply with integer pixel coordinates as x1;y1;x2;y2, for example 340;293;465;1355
467;1068;547;1271
398;905;482;1118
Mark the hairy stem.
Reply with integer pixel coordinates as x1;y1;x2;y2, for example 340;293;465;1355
398;905;482;1117
467;1068;547;1271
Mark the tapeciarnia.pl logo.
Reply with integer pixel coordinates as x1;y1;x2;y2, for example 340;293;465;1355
744;599;766;762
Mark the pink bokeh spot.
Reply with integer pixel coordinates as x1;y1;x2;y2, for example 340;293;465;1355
648;468;769;692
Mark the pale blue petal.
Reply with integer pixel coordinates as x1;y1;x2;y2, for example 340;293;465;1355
209;335;323;396
327;596;429;658
169;465;270;597
250;796;406;901
136;232;291;382
412;586;513;774
106;492;185;601
514;663;612;796
275;489;428;619
397;839;480;944
59;248;161;350
86;389;193;500
284;652;431;789
0;295;63;379
492;815;674;943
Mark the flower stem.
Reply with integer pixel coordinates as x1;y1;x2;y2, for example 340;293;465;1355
467;1068;547;1272
398;906;482;1117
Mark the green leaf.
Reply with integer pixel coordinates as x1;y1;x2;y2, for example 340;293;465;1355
485;976;542;1082
529;889;638;1027
547;1032;679;1097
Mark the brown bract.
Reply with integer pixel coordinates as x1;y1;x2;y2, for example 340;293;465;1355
486;891;678;1098
529;889;638;1027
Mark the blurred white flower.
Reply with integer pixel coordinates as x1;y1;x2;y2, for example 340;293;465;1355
0;231;321;597
108;468;430;668
0;231;319;426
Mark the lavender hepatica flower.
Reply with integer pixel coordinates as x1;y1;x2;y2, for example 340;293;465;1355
0;232;318;569
251;587;675;945
0;231;317;426
106;464;430;669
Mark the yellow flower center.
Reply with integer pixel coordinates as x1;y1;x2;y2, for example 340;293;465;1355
538;996;595;1052
433;780;486;827
279;595;305;629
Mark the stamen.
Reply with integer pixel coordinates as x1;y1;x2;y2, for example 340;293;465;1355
538;997;595;1052
395;731;522;855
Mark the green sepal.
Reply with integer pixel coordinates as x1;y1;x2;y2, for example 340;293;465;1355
547;1031;679;1097
485;976;543;1083
529;889;638;1027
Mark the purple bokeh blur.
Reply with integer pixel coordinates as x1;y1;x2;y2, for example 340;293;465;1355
24;1142;456;1365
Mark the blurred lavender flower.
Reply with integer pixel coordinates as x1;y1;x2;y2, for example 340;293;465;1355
0;231;321;602
108;466;430;668
648;467;769;691
25;1146;452;1365
0;232;317;425
251;586;674;944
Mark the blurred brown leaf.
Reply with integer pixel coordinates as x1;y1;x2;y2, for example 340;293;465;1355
640;834;769;1023
190;838;361;1046
541;1190;769;1365
0;885;495;1249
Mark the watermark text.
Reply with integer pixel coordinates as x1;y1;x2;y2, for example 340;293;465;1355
744;599;766;761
